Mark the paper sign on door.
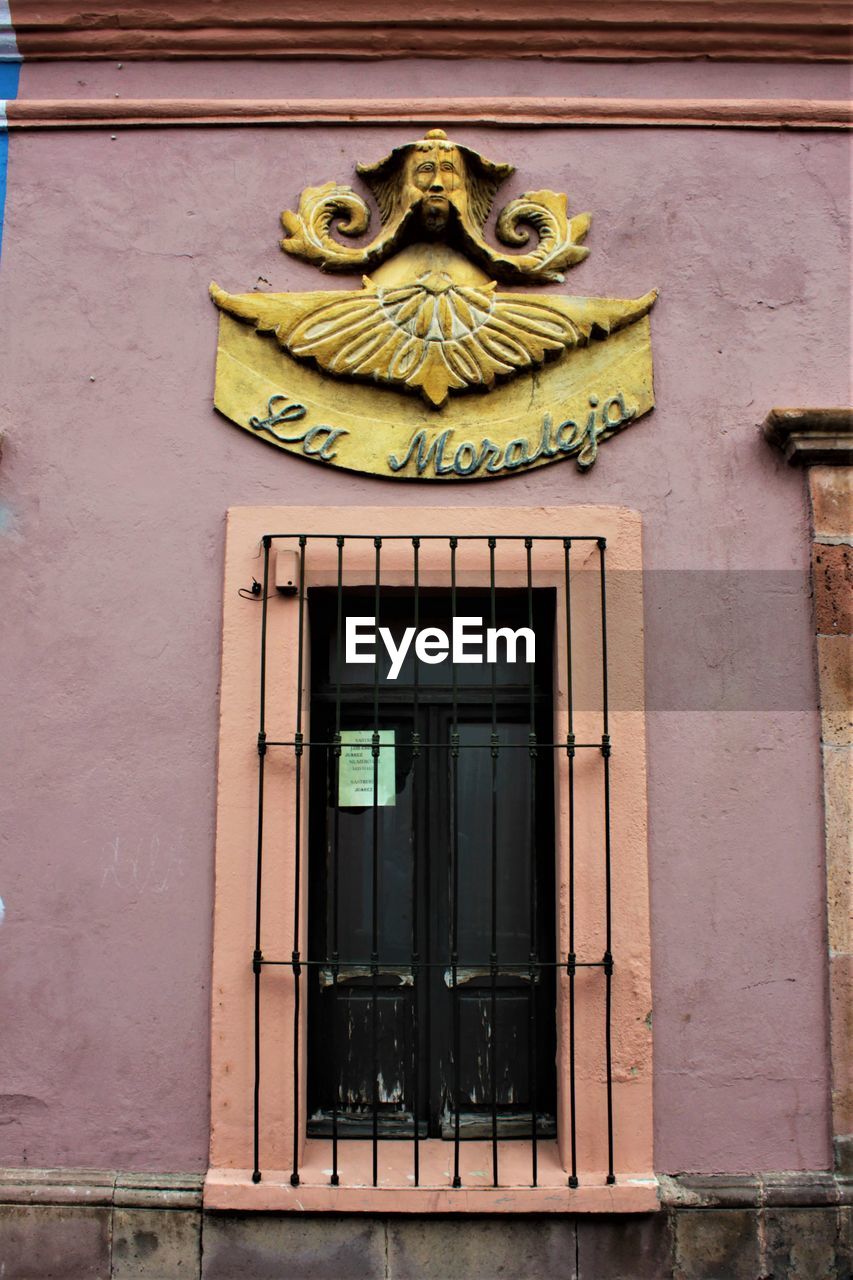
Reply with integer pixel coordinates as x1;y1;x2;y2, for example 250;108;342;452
338;730;396;807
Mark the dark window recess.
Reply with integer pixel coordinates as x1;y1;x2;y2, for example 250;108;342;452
307;590;557;1152
249;535;614;1193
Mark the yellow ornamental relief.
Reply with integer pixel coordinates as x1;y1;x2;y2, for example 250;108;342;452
210;130;657;480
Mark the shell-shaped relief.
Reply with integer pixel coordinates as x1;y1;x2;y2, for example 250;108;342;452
285;272;583;407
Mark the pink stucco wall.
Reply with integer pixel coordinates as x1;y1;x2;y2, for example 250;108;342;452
16;58;853;102
0;59;847;1174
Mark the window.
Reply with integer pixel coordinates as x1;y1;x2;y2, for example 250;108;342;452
207;507;655;1214
307;589;558;1178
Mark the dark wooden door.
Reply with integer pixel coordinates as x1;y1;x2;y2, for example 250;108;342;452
307;590;556;1139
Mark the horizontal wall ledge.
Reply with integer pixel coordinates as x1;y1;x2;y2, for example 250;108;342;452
205;1167;661;1214
659;1171;853;1210
8;0;852;62
5;96;852;131
0;1168;204;1210
1;1166;848;1211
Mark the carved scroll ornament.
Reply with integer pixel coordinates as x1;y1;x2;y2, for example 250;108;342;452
279;131;589;285
280;180;591;286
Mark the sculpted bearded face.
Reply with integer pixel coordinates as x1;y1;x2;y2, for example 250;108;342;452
355;129;513;245
403;142;467;234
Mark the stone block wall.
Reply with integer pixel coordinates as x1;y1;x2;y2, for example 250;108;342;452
0;1170;851;1278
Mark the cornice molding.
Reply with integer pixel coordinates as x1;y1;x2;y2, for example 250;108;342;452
763;408;853;466
8;1;853;62
5;96;852;131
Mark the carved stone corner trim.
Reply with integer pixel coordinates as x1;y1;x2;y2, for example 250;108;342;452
835;1133;853;1177
763;407;853;466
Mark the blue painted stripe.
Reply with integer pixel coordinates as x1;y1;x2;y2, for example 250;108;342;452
0;2;21;266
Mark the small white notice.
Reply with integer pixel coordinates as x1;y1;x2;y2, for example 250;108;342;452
338;730;396;808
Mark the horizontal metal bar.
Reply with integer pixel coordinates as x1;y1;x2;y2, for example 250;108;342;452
260;958;605;970
310;689;551;704
307;1124;557;1145
262;534;607;542
264;740;609;751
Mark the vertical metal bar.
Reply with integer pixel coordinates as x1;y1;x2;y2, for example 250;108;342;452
488;536;499;1187
371;537;382;1188
564;538;578;1188
330;536;344;1187
410;538;421;1187
525;538;538;1188
598;537;615;1185
291;535;307;1188
251;536;271;1184
449;537;462;1188
599;538;610;744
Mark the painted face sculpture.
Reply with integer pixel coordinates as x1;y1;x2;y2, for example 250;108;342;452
403;141;466;234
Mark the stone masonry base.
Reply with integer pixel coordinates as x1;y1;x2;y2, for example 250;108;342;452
0;1170;850;1279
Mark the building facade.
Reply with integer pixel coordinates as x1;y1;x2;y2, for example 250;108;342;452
0;3;851;1276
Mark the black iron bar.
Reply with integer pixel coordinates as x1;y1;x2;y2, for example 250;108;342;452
564;538;578;1189
266;740;604;751
304;1132;548;1145
303;1132;552;1145
525;538;538;1187
371;537;382;1188
598;537;615;1186
411;537;421;1186
251;536;271;1185
599;539;610;744
266;957;604;969
291;535;307;1189
330;537;344;1186
488;537;499;1187
265;533;604;542
450;538;462;1188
